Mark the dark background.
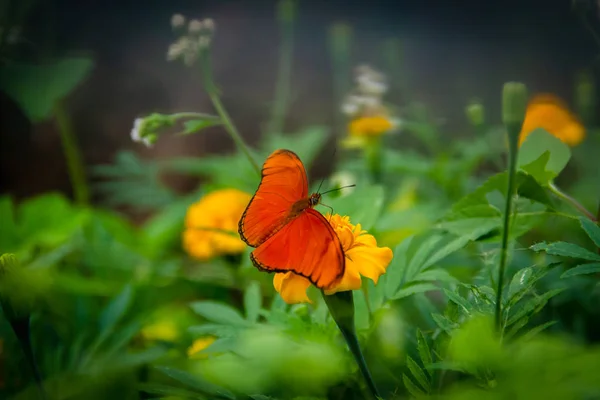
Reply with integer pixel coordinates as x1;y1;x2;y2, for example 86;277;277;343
1;0;598;201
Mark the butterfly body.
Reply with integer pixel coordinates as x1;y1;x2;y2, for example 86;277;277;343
238;149;345;290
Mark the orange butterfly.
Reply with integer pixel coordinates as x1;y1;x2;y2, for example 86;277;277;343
238;149;345;290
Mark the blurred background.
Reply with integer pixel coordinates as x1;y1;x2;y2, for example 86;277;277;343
1;0;598;204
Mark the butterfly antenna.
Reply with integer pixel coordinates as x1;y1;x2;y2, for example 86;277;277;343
320;184;356;196
316;176;326;194
320;202;335;220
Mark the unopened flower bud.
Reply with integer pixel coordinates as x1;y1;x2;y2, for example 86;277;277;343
466;100;485;127
171;14;186;28
502;82;528;126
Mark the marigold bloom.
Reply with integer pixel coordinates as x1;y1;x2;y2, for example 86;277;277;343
141;320;179;342
183;189;251;260
273;214;393;304
188;337;216;359
348;115;393;138
519;94;585;147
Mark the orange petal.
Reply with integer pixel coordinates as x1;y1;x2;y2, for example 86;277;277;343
273;272;313;304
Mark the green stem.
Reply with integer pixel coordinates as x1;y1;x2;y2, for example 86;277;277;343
267;0;295;136
208;92;261;176
199;51;261;176
548;182;597;222
365;138;383;184
323;291;381;399
494;126;519;332
54;101;89;205
328;23;352;141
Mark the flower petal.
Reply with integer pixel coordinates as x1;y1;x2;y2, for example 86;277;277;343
273;272;312;304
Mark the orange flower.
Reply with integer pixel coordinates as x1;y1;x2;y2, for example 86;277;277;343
273;214;393;304
519;94;585;147
348;115;393;138
183;189;251;260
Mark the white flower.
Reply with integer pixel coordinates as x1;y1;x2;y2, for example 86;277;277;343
130;118;153;148
202;18;215;33
329;171;356;197
188;19;203;34
356;74;388;96
171;14;186;28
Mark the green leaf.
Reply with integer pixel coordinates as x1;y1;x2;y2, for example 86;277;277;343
157;366;235;399
0;196;17;252
0;58;94;122
507;288;565;327
188;324;240;337
517;128;572;183
579;217;600;248
99;284;133;332
561;263;600;278
414;269;458;284
443;289;472;315
402;373;426;398
520;320;557;341
416;329;433;376
324;184;384;230
406;355;430;393
190;301;249;326
261;125;330;169
431;313;459;333
506;265;553;307
530;241;600;261
181;115;222;135
138;383;205;399
391;283;438;300
244;281;262;323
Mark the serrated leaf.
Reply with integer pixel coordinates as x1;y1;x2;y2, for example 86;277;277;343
244;281;262;323
561;263;600;278
530;241;600;261
521;320;557;341
579;217;600;248
517;128;572;183
421;234;474;270
443;289;472;315
405;234;444;280
416;329;433;376
507;288;565;327
431;313;459;333
402;373;426;398
157;367;235;399
506;265;553;307
406;356;430;393
190;301;249;326
0;58;94;122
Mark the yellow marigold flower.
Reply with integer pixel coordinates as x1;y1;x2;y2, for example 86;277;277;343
273;214;393;304
141;320;179;342
519;94;585;147
183;189;251;260
348;115;393;138
188;336;216;359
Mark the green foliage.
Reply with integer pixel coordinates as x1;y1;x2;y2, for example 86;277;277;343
0;58;94;122
4;5;600;399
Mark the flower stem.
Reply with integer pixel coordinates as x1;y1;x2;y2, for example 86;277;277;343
323;291;381;399
267;0;295;136
548;182;597;222
54;100;89;205
495;124;519;332
328;23;352;141
365;138;383;184
199;51;261;176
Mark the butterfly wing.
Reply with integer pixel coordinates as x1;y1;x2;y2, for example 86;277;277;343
249;208;345;290
239;149;309;247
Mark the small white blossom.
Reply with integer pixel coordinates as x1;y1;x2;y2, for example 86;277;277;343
171;14;186;28
202;18;215;33
356;74;388;95
188;19;203;34
130;118;153;147
329;171;356;197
